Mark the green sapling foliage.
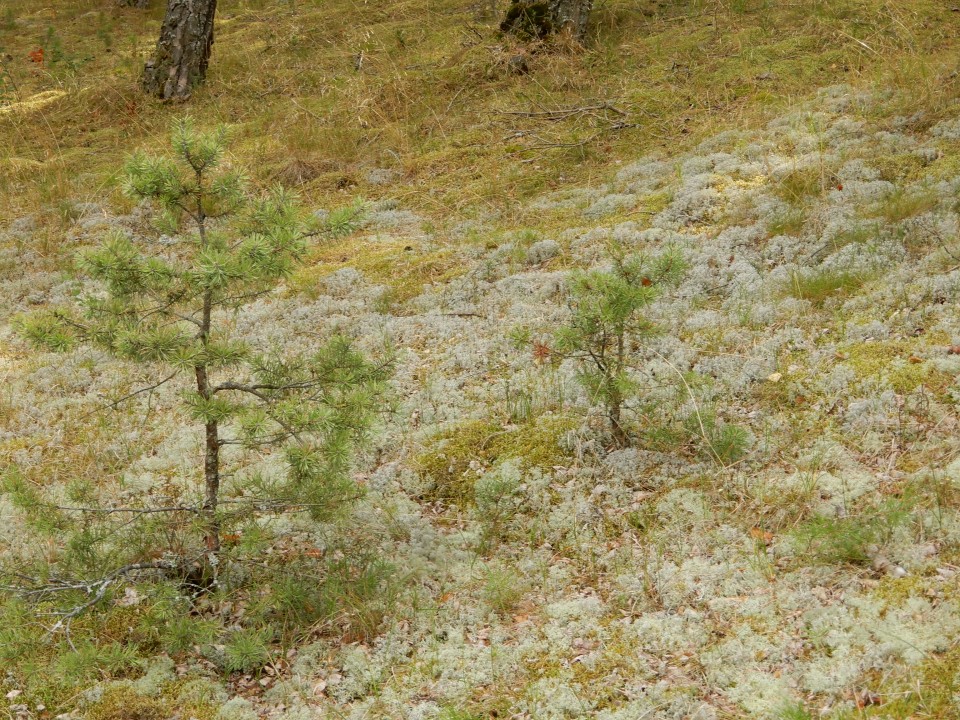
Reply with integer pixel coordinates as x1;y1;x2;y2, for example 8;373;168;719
554;245;683;447
17;118;388;571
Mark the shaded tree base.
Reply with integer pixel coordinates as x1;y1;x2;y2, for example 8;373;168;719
500;0;593;43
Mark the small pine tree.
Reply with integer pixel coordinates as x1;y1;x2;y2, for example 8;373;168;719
553;245;683;447
16;118;388;572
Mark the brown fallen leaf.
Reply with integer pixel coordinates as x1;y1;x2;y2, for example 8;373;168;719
749;527;774;544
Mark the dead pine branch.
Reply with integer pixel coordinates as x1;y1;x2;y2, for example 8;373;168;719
495;98;639;156
4;559;183;647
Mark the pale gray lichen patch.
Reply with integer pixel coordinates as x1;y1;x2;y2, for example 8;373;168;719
9;86;960;720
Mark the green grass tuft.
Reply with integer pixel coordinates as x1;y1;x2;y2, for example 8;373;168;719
786;268;868;306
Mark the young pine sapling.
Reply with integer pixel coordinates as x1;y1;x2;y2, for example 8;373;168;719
17;119;388;583
553;246;683;447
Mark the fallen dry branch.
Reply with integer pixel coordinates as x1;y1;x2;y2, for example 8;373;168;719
493;101;627;120
3;559;182;648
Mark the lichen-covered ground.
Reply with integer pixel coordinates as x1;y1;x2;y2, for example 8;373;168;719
5;82;960;719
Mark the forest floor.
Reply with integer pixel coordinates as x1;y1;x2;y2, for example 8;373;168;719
4;1;960;719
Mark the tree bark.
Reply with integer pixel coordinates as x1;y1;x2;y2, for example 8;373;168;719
196;378;220;554
609;330;627;447
500;0;594;42
195;290;220;553
548;0;593;41
142;0;217;100
609;402;627;448
194;187;220;554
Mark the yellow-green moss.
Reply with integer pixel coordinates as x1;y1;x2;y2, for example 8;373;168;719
290;238;466;305
70;605;147;646
83;679;222;720
842;340;949;393
871;574;929;606
868;152;928;184
497;415;578;470
922;140;960;182
864;643;960;719
414;415;576;502
414;419;500;502
638;189;674;217
85;685;169;720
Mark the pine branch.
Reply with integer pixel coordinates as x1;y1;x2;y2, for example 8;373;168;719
79;371;179;419
4;559;181;612
213;380;316;395
220;431;296;446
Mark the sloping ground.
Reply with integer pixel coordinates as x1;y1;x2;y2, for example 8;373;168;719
5;84;960;719
2;0;959;226
5;1;960;719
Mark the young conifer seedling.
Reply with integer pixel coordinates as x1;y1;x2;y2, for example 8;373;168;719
553;245;683;447
16;118;389;591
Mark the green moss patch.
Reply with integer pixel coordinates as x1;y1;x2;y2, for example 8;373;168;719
290;237;467;306
869;152;928;184
85;686;170;720
842;340;949;393
414;415;576;503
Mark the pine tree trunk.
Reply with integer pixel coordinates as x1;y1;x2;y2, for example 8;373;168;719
195;199;220;554
608;331;628;447
142;0;217;100
195;314;220;553
500;0;594;42
197;371;221;554
202;419;220;553
548;0;593;41
609;402;627;448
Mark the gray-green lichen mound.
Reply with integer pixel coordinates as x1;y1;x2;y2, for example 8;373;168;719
5;84;960;720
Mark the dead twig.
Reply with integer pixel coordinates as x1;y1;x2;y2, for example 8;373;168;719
493;101;627;120
80;371;179;419
4;559;181;646
34;503;200;515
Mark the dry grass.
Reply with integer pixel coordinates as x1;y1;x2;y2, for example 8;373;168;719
785;268;869;307
5;4;960;714
1;0;959;241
